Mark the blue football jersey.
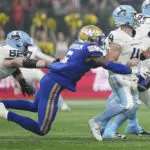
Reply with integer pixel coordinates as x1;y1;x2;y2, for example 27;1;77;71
48;41;104;91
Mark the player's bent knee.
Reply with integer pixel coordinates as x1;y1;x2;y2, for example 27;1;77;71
29;103;38;112
39;129;50;136
39;126;51;136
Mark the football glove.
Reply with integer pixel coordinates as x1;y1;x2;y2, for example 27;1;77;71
19;78;35;96
46;58;60;69
137;74;150;92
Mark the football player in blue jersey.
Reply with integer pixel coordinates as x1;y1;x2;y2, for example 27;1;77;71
0;25;145;136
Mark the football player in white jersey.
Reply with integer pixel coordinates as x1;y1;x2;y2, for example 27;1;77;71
103;1;150;137
121;0;150;135
0;31;36;97
135;0;150;108
90;3;150;139
88;5;148;141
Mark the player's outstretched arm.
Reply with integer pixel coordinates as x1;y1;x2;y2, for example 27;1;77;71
2;57;59;69
86;55;132;74
12;68;35;96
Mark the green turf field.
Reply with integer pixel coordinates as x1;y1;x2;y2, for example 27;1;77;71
0;100;150;150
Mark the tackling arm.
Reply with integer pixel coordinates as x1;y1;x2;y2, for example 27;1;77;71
85;55;132;74
85;42;134;74
2;57;52;69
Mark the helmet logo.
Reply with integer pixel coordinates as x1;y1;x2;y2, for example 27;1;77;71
117;7;126;16
85;29;95;36
11;31;20;40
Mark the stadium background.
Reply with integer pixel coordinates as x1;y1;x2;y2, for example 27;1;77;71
0;0;144;99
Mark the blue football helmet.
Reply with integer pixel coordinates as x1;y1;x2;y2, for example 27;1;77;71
6;30;34;52
142;0;150;16
112;5;137;27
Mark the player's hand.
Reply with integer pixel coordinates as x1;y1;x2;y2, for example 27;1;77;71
52;58;60;63
126;58;138;67
19;78;35;96
45;58;60;69
137;74;150;92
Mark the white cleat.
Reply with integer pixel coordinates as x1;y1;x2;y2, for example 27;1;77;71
60;103;71;112
0;102;8;119
88;118;102;141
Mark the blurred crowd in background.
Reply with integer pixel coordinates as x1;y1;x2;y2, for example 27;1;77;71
0;0;144;58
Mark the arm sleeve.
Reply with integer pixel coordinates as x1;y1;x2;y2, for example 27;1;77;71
104;61;132;74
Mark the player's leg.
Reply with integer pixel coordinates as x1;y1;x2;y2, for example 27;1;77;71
102;87;135;139
0;75;63;135
125;102;150;135
59;95;71;111
123;88;150;135
94;77;134;123
88;87;132;141
103;100;140;138
139;89;150;108
88;75;135;140
32;69;71;112
103;82;139;139
0;91;40;112
100;93;119;135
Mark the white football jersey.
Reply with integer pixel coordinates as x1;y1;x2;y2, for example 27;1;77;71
0;43;24;79
140;58;150;70
105;28;142;65
19;46;53;82
135;18;150;50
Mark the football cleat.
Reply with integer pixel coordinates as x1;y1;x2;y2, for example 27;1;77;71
138;129;150;136
111;133;127;139
88;118;102;141
103;131;127;140
60;103;71;112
